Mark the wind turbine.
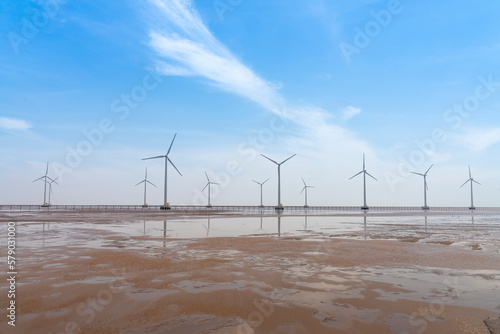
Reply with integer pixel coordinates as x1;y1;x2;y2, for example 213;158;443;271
33;162;57;207
261;153;296;210
411;164;433;210
142;133;182;210
460;165;481;210
349;153;377;210
47;177;59;206
300;177;314;208
203;172;219;208
252;178;269;207
135;167;156;207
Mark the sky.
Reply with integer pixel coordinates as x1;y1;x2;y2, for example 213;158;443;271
1;0;500;207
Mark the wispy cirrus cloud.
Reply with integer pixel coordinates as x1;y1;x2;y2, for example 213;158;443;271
145;0;371;161
342;106;361;120
460;128;500;151
0;117;32;130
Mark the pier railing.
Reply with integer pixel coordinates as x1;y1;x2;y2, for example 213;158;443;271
1;204;499;212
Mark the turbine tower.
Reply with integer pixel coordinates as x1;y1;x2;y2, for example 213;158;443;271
203;172;220;208
47;177;59;206
142;133;182;210
460;165;481;210
135;167;156;207
261;153;296;210
33;162;58;207
252;178;269;207
411;164;433;210
300;177;314;208
349;153;377;210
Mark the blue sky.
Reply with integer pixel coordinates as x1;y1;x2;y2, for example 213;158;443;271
2;0;500;207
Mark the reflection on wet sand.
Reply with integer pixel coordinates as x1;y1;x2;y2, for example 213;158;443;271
1;210;500;333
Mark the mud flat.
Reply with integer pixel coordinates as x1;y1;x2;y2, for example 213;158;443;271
1;210;500;333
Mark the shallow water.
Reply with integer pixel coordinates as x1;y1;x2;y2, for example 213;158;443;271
3;213;499;254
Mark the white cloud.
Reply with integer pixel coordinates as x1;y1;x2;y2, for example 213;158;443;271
0;117;32;130
342;106;361;120
461;128;500;151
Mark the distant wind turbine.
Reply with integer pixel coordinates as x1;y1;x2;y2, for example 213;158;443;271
142;133;182;210
411;164;433;210
135;167;156;207
261;154;296;210
300;177;314;208
252;178;269;207
203;172;220;207
47;177;58;206
460;165;481;210
33;162;58;207
349;153;377;210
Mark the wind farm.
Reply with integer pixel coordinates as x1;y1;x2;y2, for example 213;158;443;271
4;1;500;332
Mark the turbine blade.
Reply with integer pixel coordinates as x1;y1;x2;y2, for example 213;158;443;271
280;153;296;165
300;186;305;194
202;183;209;191
473;180;481;185
262;178;269;184
211;182;220;185
45;161;49;176
33;176;44;182
468;165;472;178
460;179;470;188
145;167;148;178
301;177;306;187
135;180;145;186
166;133;177;155
410;172;424;176
146;180;157;187
366;171;378;181
167;157;182;176
424;164;434;175
205;171;210;182
252;180;260;185
51;177;59;185
46;176;57;183
425;180;429;191
142;155;165;161
261;154;278;165
362;153;365;170
349;171;363;180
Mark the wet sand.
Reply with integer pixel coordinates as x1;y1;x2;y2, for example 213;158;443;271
1;210;500;333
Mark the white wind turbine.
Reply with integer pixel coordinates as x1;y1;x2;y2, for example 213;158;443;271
411;164;433;210
300;177;314;208
47;177;58;206
349;153;377;210
142;133;182;210
135;167;156;207
261;154;296;210
203;172;219;208
252;178;269;207
33;162;58;207
460;165;481;210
